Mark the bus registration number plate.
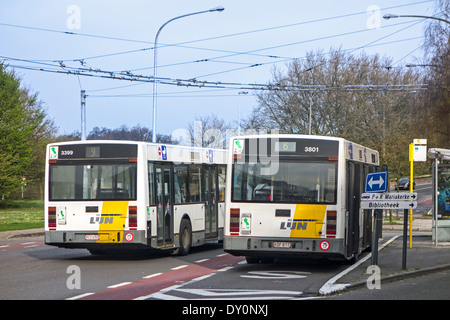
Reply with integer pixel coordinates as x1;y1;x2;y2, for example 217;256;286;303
273;241;291;248
85;234;99;241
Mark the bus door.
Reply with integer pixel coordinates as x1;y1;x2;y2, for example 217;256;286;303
155;164;174;246
346;161;362;257
204;165;218;239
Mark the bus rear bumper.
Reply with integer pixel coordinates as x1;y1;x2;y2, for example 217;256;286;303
45;230;149;250
224;236;347;259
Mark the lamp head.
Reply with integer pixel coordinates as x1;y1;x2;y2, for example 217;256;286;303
383;14;398;20
209;6;225;12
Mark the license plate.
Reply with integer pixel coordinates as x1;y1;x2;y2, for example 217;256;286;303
273;241;291;248
85;234;99;241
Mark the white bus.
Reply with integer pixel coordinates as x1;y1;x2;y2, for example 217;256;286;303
224;134;380;262
45;140;227;255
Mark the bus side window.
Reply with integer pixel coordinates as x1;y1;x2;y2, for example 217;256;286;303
218;165;226;202
174;165;188;204
188;165;202;203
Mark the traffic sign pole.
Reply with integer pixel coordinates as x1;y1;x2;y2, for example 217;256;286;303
408;139;427;248
371;209;379;266
402;209;408;270
409;143;413;248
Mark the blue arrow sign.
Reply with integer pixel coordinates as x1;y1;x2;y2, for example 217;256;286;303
208;150;213;163
365;171;388;193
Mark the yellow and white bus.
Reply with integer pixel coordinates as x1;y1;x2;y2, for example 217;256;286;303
45;140;227;255
224;134;379;263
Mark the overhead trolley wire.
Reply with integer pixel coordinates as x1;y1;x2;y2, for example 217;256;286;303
1;1;432;95
6;61;428;94
189;19;425;79
0;0;433;66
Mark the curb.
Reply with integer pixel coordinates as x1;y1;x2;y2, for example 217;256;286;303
0;228;45;240
7;231;45;239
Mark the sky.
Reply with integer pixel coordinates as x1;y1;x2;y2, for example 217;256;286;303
0;0;437;139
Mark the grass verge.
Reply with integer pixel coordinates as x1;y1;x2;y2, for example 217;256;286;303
0;200;44;232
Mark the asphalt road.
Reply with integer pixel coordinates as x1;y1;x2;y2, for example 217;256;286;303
0;239;233;300
0;235;354;300
0;182;433;301
410;182;433;215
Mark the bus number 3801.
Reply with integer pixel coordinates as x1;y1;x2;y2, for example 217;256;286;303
304;147;319;153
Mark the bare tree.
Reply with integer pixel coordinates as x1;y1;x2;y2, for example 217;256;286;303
246;48;424;174
418;0;450;148
186;113;232;148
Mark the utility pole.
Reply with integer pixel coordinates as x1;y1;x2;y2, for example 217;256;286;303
81;90;87;141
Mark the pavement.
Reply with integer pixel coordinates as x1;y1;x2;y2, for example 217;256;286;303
322;218;450;296
2;218;450;298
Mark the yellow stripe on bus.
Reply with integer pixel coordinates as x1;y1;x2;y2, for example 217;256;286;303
96;201;129;243
290;204;327;239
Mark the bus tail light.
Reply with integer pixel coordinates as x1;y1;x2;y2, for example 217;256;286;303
48;207;57;230
230;208;240;235
128;206;137;230
326;210;337;238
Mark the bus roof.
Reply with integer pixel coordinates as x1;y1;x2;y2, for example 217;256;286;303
229;134;379;166
47;140;227;165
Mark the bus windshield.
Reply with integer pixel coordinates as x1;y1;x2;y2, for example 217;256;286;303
49;163;137;201
232;160;337;204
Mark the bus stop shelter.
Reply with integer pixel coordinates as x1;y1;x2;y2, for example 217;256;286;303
429;148;450;244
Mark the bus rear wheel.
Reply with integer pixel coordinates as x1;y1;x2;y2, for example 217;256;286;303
178;218;192;256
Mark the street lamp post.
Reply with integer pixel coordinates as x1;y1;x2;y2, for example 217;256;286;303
151;6;224;142
81;90;87;141
383;13;450;25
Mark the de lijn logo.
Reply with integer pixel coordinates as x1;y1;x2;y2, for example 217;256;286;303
89;214;120;224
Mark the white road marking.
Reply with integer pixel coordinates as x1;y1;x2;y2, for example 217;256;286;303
143;272;162;279
170;264;188;270
216;253;228;257
107;282;131;289
66;292;95;300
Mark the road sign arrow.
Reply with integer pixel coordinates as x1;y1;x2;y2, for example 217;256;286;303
368;176;384;189
361;194;371;200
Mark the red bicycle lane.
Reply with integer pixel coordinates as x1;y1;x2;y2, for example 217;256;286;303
78;254;244;300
